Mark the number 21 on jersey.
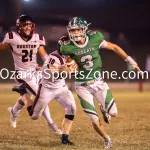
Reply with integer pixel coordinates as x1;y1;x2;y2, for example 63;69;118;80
22;50;33;62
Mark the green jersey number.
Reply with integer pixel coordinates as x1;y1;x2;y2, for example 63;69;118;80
81;55;93;69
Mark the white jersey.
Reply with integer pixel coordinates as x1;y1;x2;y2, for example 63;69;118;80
3;31;45;71
41;51;66;89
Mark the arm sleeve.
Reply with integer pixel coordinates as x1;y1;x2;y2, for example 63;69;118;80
99;40;108;48
96;31;108;48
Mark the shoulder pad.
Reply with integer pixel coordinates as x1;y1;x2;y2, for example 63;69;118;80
58;36;70;45
39;34;44;41
34;33;46;46
8;32;14;39
87;30;97;35
63;40;70;45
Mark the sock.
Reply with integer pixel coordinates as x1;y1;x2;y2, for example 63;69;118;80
62;134;69;141
12;98;24;116
42;106;54;125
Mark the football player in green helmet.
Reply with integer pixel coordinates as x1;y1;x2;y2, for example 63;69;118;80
60;17;141;148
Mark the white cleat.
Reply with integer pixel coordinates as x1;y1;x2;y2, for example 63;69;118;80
104;137;112;149
8;107;17;128
48;123;62;135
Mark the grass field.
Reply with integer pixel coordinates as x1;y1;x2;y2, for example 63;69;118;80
0;83;150;150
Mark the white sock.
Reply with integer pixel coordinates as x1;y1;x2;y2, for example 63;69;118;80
42;106;54;125
12;97;24;116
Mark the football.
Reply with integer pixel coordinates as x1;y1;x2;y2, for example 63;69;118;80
66;57;79;73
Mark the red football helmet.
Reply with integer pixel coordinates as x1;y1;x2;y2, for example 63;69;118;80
16;15;35;37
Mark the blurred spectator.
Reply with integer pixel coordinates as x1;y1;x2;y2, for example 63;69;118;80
116;32;132;55
116;32;134;82
145;55;150;81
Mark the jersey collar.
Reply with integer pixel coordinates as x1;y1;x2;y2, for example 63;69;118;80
73;36;89;48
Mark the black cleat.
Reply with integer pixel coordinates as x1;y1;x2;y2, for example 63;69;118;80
61;139;74;145
12;84;27;95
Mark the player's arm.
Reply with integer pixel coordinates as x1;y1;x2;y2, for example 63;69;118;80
38;46;48;62
104;41;141;72
0;43;11;51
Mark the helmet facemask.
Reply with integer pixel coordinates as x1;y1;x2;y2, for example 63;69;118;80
17;21;35;37
67;25;87;42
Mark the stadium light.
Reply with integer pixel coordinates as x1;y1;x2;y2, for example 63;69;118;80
24;0;30;2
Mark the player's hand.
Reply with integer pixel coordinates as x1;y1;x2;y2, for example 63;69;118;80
67;63;78;72
131;64;142;76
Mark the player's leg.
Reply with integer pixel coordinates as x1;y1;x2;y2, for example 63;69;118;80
56;86;76;144
75;85;112;148
42;103;62;135
11;78;61;134
8;96;25;128
29;85;62;135
8;79;31;128
94;82;117;124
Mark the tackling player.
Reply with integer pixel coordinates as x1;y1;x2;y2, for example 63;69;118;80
0;15;61;134
20;51;77;145
59;17;142;148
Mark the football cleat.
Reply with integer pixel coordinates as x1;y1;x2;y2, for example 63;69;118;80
61;139;74;145
12;84;27;96
104;137;112;149
8;107;18;128
48;123;62;135
99;105;111;124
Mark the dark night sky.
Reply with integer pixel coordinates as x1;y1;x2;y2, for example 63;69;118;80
0;0;149;75
0;0;150;44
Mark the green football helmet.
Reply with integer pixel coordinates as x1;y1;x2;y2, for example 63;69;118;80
67;17;90;42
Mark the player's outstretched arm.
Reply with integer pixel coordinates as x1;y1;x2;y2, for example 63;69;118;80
0;43;11;51
38;46;48;62
105;41;142;72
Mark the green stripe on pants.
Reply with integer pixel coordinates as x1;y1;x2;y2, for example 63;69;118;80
105;90;113;109
77;95;97;113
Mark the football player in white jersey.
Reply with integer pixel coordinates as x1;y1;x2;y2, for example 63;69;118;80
0;15;62;134
17;51;77;145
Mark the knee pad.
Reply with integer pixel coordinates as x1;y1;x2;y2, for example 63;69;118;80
65;114;75;120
